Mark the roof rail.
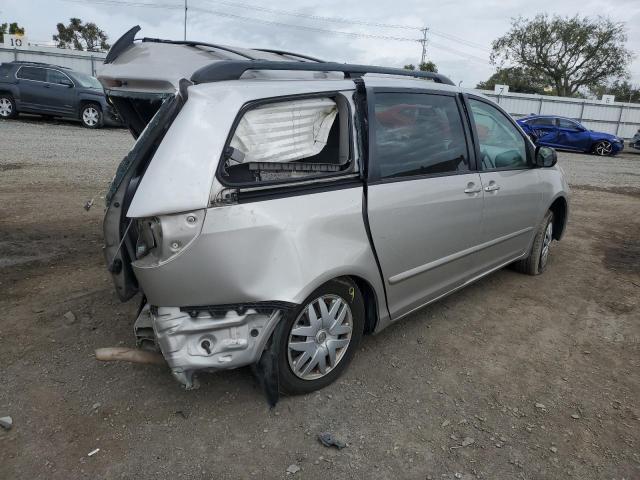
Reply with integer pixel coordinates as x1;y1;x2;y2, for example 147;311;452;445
140;37;258;60
191;60;455;85
10;60;51;66
105;25;259;64
9;60;71;69
252;48;324;63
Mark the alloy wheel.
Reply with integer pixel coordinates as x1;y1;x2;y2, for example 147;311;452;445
82;106;100;127
287;294;353;381
0;98;13;117
595;141;612;156
540;220;553;269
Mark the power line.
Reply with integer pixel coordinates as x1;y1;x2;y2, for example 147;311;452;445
60;0;491;65
201;0;491;52
61;0;419;41
207;0;419;30
187;5;421;43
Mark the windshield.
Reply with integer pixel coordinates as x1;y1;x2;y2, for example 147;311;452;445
72;71;103;89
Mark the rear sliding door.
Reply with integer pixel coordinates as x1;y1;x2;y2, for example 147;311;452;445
366;89;484;320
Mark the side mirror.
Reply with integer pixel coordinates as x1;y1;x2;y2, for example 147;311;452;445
535;145;557;167
61;79;73;88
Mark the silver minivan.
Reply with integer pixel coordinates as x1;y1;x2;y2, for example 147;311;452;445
99;27;569;397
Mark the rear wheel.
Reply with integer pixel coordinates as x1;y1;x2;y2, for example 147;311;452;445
593;140;613;156
80;103;103;128
513;210;554;275
277;278;364;395
0;94;17;119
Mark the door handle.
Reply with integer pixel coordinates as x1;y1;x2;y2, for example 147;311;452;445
484;183;501;192
464;183;482;194
43;84;51;88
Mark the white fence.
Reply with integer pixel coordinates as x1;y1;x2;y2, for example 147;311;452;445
476;89;640;139
0;45;106;76
2;46;639;138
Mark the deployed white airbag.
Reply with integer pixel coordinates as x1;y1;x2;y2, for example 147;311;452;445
230;98;337;163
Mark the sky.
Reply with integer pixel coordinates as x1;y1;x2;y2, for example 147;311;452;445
2;0;640;88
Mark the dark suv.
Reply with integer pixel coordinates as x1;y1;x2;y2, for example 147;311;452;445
0;61;119;128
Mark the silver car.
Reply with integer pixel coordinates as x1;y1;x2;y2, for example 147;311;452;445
99;27;569;397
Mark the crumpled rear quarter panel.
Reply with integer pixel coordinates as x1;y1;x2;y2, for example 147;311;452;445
132;186;385;311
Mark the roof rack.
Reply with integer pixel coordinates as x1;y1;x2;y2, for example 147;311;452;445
191;60;455;85
252;48;324;63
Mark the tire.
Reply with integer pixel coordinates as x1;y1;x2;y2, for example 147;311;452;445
513;210;554;275
80;103;103;128
277;278;365;395
0;94;17;119
593;140;613;156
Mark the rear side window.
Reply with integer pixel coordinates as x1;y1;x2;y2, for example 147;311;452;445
16;66;46;82
530;117;556;127
373;92;469;179
0;64;12;78
220;96;352;185
469;99;528;170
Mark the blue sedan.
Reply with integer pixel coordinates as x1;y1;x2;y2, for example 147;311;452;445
517;115;624;156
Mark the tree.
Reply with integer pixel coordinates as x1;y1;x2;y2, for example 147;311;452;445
53;18;110;52
0;22;25;43
476;67;549;94
403;61;438;73
590;80;640;103
490;14;632;97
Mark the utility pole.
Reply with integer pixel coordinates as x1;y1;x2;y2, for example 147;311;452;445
184;0;188;40
419;27;428;66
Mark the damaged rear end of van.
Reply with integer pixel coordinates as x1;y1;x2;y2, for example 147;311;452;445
98;27;387;393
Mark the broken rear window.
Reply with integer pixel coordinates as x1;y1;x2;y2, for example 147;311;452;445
220;95;352;185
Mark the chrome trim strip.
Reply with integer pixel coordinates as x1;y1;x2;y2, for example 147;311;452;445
392;252;526;323
388;226;533;285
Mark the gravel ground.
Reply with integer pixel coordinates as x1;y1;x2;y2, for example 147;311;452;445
557;147;640;194
1;117;639;480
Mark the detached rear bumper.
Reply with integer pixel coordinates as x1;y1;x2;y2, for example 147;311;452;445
136;303;292;389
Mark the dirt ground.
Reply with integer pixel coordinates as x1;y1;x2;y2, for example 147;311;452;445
1;117;639;480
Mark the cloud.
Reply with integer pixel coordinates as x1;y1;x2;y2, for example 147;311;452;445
4;0;640;87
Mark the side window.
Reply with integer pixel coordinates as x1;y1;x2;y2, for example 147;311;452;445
531;117;556;127
469;99;528;170
220;96;351;185
0;64;12;79
16;66;46;82
47;69;72;86
558;118;580;130
373;93;469;179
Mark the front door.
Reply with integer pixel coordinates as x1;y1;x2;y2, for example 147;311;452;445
42;69;76;115
556;118;591;151
365;89;484;320
466;97;542;273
